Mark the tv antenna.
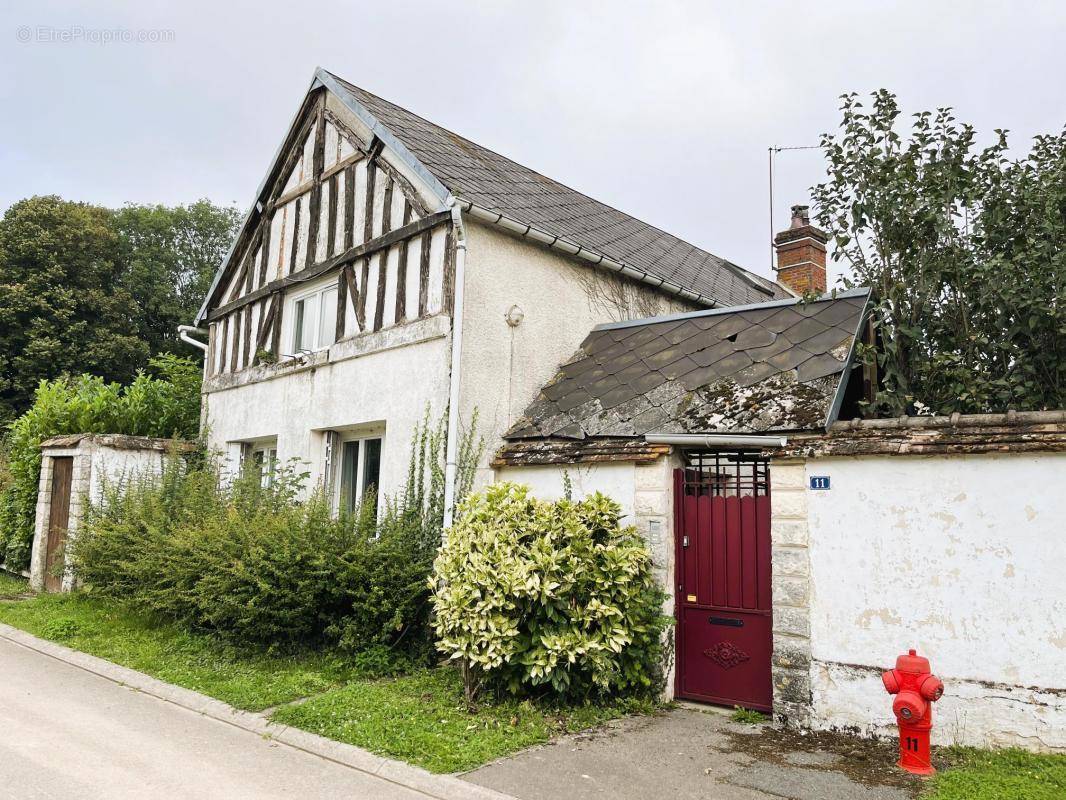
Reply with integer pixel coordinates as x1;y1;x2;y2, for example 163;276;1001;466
768;144;820;270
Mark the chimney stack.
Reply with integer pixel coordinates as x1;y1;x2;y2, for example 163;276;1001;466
774;204;827;295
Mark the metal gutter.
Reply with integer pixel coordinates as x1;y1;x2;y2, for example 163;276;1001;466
458;201;720;309
195;67;784;326
177;325;208;352
593;286;872;332
645;433;789;448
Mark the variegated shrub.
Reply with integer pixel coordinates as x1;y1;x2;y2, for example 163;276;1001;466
431;483;667;703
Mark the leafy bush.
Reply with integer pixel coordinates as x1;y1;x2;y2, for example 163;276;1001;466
41;617;88;640
0;354;202;570
72;413;480;658
431;483;668;704
813;91;1065;415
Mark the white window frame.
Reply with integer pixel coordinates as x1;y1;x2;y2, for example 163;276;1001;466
253;443;278;488
333;434;383;517
241;440;278;487
288;279;338;355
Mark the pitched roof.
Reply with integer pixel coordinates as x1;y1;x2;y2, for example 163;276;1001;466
505;288;870;440
327;72;788;308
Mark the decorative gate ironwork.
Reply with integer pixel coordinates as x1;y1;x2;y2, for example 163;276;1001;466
674;451;772;711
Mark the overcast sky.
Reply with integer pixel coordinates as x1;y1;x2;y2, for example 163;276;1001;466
1;1;1062;284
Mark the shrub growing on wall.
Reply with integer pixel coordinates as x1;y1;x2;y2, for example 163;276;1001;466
431;483;668;704
0;354;201;571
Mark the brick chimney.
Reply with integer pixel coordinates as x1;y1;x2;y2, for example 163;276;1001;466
774;204;827;295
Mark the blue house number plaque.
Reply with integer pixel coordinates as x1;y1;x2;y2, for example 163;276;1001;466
809;476;831;490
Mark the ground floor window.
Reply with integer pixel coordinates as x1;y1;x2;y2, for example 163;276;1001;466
242;441;278;487
336;436;382;515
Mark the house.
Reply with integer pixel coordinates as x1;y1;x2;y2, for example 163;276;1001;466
192;67;790;518
192;68;1066;751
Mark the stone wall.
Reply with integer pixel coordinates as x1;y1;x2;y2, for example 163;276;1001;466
30;446;91;592
767;458;813;727
30;436;179;592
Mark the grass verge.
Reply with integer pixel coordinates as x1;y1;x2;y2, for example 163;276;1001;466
0;594;376;711
0;593;653;772
925;747;1066;800
0;571;30;599
272;666;655;773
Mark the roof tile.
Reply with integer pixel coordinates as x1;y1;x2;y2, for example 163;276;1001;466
506;290;870;438
332;73;789;307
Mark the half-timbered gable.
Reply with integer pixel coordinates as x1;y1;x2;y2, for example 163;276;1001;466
201;87;454;381
194;67;787;512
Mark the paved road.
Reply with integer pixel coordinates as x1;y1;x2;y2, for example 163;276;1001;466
0;636;432;799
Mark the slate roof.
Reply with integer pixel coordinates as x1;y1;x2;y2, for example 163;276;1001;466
506;288;871;439
329;72;789;308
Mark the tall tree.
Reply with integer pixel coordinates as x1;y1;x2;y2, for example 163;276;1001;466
0;196;240;424
0;196;147;424
812;91;1065;416
113;200;241;357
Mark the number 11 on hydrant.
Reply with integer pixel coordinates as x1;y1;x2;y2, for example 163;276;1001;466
882;649;944;776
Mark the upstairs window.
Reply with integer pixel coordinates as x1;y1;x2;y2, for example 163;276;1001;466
290;283;338;353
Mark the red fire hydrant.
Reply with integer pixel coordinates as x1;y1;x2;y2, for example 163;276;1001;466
882;648;944;776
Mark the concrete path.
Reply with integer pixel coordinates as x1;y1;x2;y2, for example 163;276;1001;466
0;634;508;800
465;705;922;800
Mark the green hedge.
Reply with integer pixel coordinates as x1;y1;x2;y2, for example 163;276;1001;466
432;483;669;703
0;354;201;570
71;415;474;657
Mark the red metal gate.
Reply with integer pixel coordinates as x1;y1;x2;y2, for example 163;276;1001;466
674;451;772;711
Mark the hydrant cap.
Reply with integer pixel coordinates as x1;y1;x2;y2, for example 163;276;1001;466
895;649;931;674
882;669;901;694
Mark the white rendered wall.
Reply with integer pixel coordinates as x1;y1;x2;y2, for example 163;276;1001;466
459;221;696;488
87;445;167;501
494;462;636;522
204;318;452;501
804;453;1066;751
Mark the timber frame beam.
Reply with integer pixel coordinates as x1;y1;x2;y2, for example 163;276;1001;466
206;210;450;322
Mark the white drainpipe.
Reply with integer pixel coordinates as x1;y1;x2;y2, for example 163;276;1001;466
442;199;468;529
178;324;209;352
645;433;788;448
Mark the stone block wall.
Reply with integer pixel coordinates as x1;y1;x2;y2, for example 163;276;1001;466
634;454;680;698
768;458;812;727
30;448;91;592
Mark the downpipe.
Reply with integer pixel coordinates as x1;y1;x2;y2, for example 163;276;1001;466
442;199;467;530
178;324;208;352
